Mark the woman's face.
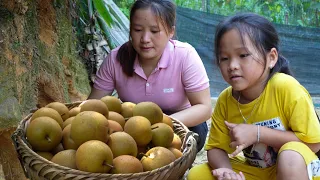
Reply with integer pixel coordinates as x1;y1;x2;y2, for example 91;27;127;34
130;8;174;63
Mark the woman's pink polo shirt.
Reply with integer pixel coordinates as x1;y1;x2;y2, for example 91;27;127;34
94;40;209;113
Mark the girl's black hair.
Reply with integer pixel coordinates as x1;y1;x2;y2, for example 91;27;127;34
214;12;293;78
214;13;320;122
117;0;176;76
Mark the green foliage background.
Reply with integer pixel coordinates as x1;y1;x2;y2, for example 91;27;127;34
115;0;320;27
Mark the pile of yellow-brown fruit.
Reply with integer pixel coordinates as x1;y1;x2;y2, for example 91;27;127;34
25;96;183;173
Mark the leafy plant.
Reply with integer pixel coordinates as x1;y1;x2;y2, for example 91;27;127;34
114;0;134;18
174;0;320;27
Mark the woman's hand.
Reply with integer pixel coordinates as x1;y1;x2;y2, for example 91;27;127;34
212;168;245;180
225;121;258;157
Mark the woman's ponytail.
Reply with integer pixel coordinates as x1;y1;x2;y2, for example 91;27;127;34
117;41;136;77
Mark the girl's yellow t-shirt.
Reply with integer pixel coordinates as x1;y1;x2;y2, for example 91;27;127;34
206;73;320;168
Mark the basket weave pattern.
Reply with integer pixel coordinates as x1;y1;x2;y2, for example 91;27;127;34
11;102;198;180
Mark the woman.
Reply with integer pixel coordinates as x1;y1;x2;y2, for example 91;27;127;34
88;0;212;152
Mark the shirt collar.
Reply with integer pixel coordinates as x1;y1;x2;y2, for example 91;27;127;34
158;39;174;69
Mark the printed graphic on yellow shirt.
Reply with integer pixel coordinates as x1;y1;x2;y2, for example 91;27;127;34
308;159;320;177
243;117;285;168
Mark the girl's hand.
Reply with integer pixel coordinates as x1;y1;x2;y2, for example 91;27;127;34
212;168;245;180
225;121;258;157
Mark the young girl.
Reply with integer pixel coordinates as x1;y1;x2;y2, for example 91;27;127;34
188;13;320;180
88;0;212;152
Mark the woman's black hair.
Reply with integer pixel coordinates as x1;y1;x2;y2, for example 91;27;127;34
117;0;176;76
214;12;293;78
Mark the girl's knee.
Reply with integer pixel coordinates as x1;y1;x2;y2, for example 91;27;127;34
278;149;305;166
187;163;215;180
278;142;307;167
278;141;316;164
277;149;308;179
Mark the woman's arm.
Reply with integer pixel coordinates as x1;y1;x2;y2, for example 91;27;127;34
207;148;232;169
170;88;211;127
87;87;112;99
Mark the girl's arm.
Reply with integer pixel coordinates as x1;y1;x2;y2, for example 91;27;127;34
260;126;320;153
207;148;232;169
169;88;212;127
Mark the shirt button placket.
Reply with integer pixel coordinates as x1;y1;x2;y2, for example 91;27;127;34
146;82;151;95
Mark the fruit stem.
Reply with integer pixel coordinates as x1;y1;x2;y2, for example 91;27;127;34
139;153;148;158
103;161;113;168
151;126;159;130
45;135;51;142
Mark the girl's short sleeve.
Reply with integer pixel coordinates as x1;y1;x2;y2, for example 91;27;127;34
205;91;234;154
287;91;320;143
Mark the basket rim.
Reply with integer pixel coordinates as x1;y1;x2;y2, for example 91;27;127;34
12;101;198;179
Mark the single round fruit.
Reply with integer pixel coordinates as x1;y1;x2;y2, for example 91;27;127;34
124;116;152;147
100;96;122;113
107;132;138;158
132;102;163;125
62;124;78;150
108;111;125;128
111;155;143;174
76;140;113;173
151;123;174;147
51;149;77;169
45;102;70;120
108;120;123;134
121;102;136;118
141;147;175;171
31;107;63;128
162;114;173;129
26;116;62;151
170;134;182;150
168;147;183;159
79;99;109;118
70;111;109;146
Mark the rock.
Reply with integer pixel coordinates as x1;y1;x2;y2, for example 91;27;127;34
0;97;21;129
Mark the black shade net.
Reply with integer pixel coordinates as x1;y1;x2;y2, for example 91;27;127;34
176;7;320;97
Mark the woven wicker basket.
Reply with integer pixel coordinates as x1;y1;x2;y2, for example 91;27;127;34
11;101;198;180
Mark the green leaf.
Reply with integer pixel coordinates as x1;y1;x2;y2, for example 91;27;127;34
276;5;281;12
297;19;305;26
236;0;241;6
93;0;114;27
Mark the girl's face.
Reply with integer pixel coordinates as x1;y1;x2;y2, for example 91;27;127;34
130;8;174;63
218;29;277;96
